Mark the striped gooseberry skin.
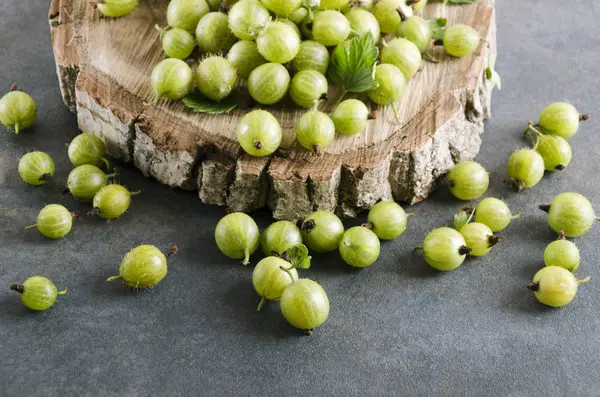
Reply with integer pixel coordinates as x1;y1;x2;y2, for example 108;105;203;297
396;16;433;53
544;239;580;272
260;0;302;15
300;211;344;253
236;110;282;157
295;110;335;154
474;197;517;233
67;165;113;202
108;245;168;288
68;133;109;168
287;6;308;24
381;38;422;79
366;201;408;240
195;56;238;101
256;21;301;64
373;0;413;34
215;212;260;264
150;58;193;100
247;63;290;105
96;0;139;17
541;192;598;238
443;24;480;57
368;64;406;105
167;0;210;32
227;41;267;79
331;99;370;136
11;276;67;311
195;12;237;53
312;10;351;47
528;266;588;307
459;222;498;257
28;204;73;239
345;7;380;42
159;27;195;59
0;89;37;134
252;256;298;302
260;220;303;256
422;227;470;271
538;102;585;140
280;279;330;332
447;161;489;200
289;70;328;109
92;184;137;220
291;40;330;75
339;226;380;268
229;0;271;40
507;149;544;192
18;151;55;186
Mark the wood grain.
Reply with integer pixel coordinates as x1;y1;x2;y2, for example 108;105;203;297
49;0;496;220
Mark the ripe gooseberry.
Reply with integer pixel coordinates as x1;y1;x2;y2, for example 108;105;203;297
473;197;519;232
289;70;328;109
345;8;380;42
155;26;195;60
256;21;301;64
227;41;267;79
417;227;471;271
18;151;55;186
261;220;303;256
247;63;290;105
280;278;329;335
507;148;545;192
447;161;489;201
527;266;589;307
25;204;76;239
215;212;260;264
228;0;271;40
195;56;237;101
395;15;433;53
166;0;209;31
365;201;409;240
291;40;330;75
544;233;580;272
373;0;413;34
410;0;427;13
260;0;302;15
67;165;116;202
299;211;344;253
538;192;599;238
276;18;302;37
236;109;282;156
93;0;139;18
252;256;299;311
331;99;373;136
537;102;590;140
526;123;572;171
68;133;109;169
0;85;37;134
150;59;193;101
287;7;309;24
368;64;406;107
319;0;350;10
443;24;481;57
195;12;237;53
107;245;178;289
381;38;422;79
340;0;373;13
295;110;335;155
90;184;140;220
10;276;67;311
339;226;380;268
459;222;501;257
312;10;351;47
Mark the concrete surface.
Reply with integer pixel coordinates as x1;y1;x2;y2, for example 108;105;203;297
1;1;600;396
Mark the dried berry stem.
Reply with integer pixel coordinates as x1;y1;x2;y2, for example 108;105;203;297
39;173;53;183
71;211;81;220
487;235;503;248
555;164;566;171
253;140;263;150
580;114;590;122
313;144;322;156
361;222;374;229
10;284;24;293
513;180;525;193
368;112;377;120
88;207;101;216
458;246;472;255
526;281;539;291
300;219;316;233
538;204;551;213
557;230;565;240
396;7;408;21
165;245;179;258
304;328;314;336
257;297;266;312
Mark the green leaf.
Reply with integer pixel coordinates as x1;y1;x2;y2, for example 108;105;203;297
427;18;447;42
182;89;239;114
486;67;502;90
286;243;312;269
327;33;379;93
453;209;473;230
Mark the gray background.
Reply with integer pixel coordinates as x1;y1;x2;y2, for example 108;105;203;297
1;1;599;396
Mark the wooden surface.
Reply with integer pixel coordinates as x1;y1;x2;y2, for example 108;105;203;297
49;0;496;220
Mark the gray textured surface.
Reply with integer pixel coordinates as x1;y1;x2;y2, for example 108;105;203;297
1;1;599;396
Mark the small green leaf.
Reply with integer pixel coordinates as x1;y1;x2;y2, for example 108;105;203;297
453;209;473;230
182;89;239;114
427;18;447;42
327;33;379;93
286;243;311;269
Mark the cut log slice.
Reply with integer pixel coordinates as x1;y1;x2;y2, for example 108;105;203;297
49;0;496;220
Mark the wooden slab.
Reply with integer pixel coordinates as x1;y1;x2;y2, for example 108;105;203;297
49;0;496;220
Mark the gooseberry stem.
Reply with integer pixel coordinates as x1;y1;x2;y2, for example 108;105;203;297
538;204;551;213
130;190;142;196
512;213;521;220
487;235;503;248
14;123;20;134
580;114;590;122
458;245;472;255
513;180;525;193
10;284;24;293
39;173;53;183
100;157;110;170
578;276;591;284
314;144;323;156
106;172;117;178
10;84;17;91
106;275;122;282
413;245;423;253
396;7;409;22
557;230;565;240
362;222;373;229
279;265;296;282
88;207;100;216
165;245;179;258
526;281;539;291
389;101;401;124
242;249;250;266
155;24;167;40
305;328;314;336
57;288;68;295
24;224;37;230
330;90;348;113
257;297;266;312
